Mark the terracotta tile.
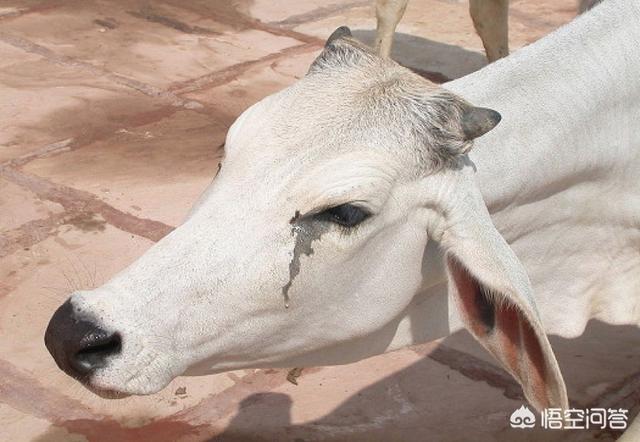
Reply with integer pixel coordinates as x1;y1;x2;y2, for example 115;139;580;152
183;48;320;123
0;225;240;430
247;0;366;25
0;41;166;164
0;404;87;442
208;346;529;441
1;0;303;88
22;110;224;227
444;324;640;408
0;1;633;441
0;177;64;232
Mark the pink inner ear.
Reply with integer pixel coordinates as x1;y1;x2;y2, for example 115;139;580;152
520;315;548;408
449;259;551;410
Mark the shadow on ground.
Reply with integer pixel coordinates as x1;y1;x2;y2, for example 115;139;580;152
211;320;640;442
29;322;638;442
352;30;487;82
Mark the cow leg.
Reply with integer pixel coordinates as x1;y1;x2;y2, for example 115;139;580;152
469;0;509;62
374;0;409;58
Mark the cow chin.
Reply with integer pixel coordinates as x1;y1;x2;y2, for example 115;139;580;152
86;361;177;398
83;384;132;400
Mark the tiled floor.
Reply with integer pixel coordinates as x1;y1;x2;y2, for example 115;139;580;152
1;1;637;441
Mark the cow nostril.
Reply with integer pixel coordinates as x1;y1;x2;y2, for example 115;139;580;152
46;299;123;380
72;332;122;374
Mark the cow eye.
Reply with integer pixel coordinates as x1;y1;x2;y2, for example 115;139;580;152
316;203;371;228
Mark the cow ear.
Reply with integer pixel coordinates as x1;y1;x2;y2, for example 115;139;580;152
439;187;568;411
461;106;501;141
308;26;374;74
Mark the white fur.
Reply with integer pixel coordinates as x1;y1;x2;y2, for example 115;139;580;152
63;0;637;410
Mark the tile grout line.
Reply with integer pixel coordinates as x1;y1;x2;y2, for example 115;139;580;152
244;16;325;45
169;42;321;95
583;369;640;439
132;3;325;46
0;32;203;109
0;358;205;442
0;1;70;23
0;356;306;441
0;0;355;109
0;30;319;111
0;104;186;171
0;211;67;259
0;359;110;424
0;165;174;244
266;0;371;28
586;369;640;409
424;344;529;404
1;138;74;169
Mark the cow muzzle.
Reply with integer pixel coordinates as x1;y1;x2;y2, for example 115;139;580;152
45;299;122;383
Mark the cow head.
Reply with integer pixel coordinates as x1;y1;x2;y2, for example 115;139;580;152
45;28;567;410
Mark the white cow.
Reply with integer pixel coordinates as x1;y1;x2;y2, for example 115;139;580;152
45;0;638;430
375;0;604;61
375;0;510;61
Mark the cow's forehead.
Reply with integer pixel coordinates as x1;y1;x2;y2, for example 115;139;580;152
226;40;469;177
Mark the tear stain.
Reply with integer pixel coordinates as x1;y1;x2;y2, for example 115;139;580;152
282;211;328;308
